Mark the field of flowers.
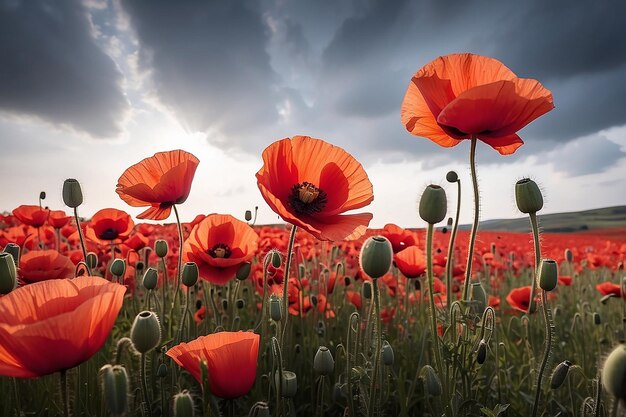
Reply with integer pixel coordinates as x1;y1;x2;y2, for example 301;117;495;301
1;53;626;417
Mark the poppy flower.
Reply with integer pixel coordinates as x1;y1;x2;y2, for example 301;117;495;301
401;53;554;155
18;250;75;284
182;214;259;285
116;150;200;220
166;331;260;399
0;276;125;378
256;136;374;241
85;208;134;245
506;286;535;313
12;205;49;228
48;210;72;229
394;246;427;278
596;282;623;298
558;275;573;286
381;223;418;253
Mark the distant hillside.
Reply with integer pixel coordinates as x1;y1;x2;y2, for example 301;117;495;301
469;206;626;233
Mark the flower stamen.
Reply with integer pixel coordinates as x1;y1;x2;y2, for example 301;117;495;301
288;182;328;215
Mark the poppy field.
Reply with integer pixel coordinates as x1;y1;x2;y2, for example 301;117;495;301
1;53;626;417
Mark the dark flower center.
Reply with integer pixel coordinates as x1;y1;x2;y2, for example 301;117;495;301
100;228;119;240
288;182;328;215
208;243;231;258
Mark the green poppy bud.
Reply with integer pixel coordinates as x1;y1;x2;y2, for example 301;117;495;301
87;252;98;269
39;191;46;201
550;360;572;389
270;295;282;321
245;210;253;222
446;217;453;227
110;259;126;278
538;259;558;291
564;248;573;263
310;294;318;307
236;299;245;309
446;171;458;183
476;339;487;365
62;178;83;208
157;362;168;378
236;262;251;281
419;184;447;224
602;344;626;401
173;391;195;417
155;239;168;258
359;236;393;279
181;262;199;287
3;243;20;264
271;250;282;268
276;370;298;398
0;252;17;295
298;264;305;279
515;178;543;214
100;364;128;417
362;281;372;299
593;312;602;325
130;311;161;354
314;346;334;375
382;340;394;366
471;282;487;315
142;267;158;290
421;365;442;396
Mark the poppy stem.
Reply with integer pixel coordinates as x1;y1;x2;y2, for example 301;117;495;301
12;378;22;417
280;225;297;352
461;137;479;302
140;353;152;417
171;205;184;333
445;177;461;315
367;278;382;417
73;207;92;276
59;370;69;417
528;212;540;313
425;223;445;396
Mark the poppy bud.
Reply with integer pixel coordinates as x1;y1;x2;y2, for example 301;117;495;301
362;281;372;299
62;178;84;208
155;240;168;258
564;248;573;263
3;243;20;264
87;252;98;269
181;262;199;287
269;295;282;321
538;259;558;292
234;299;244;309
476;339;487;365
298;264;305;279
110;259;126;278
157;362;168;378
515;178;543;214
310;295;318;307
446;171;458;183
249;402;271;417
447;217;453;227
221;299;228;311
419;184;447;225
382;340;394;366
314;346;334;375
276;370;298;398
39;191;46;200
602;344;626;401
130;311;161;354
421;365;442;396
100;364;129;417
490;243;496;255
344;276;351;287
359;236;393;279
245;210;253;222
0;252;17;295
265;250;281;268
142;267;158;290
593;312;602;325
550;360;572;389
236;262;251;281
173;391;195;417
471;282;487;315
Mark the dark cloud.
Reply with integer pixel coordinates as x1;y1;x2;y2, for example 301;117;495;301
546;134;626;177
0;0;128;137
120;0;282;145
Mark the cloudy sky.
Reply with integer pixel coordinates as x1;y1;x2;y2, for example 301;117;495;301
1;0;625;228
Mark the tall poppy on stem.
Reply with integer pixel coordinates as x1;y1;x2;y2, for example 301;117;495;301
166;331;260;399
401;53;554;303
85;208;134;246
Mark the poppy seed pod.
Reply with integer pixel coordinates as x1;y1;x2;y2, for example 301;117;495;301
593;312;602;325
173;391;195;417
476;339;487;365
3;243;20;264
0;252;17;295
269;295;282;321
515;178;543;214
110;259;126;278
446;171;458;183
236;262;252;281
62;178;83;208
155;239;168;258
86;252;98;269
100;364;129;417
471;282;487;315
130;311;161;354
276;370;298;398
421;365;442;396
550;360;572;389
245;210;252;222
419;185;447;224
313;346;334;375
142;267;158;290
39;191;46;200
538;259;558;292
270;250;282;268
564;248;573;263
157;362;168;378
382;340;395;366
602;344;626;400
362;281;372;299
182;262;199;287
359;236;393;279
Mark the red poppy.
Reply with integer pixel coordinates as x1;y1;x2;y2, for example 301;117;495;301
48;210;71;229
596;282;623;298
394;246;427;278
19;250;75;284
182;214;259;285
85;208;134;245
116;150;200;220
401;53;554;155
166;331;260;399
506;286;534;313
346;290;362;310
381;223;418;253
558;275;573;286
256;136;374;241
0;277;125;378
12;205;49;228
